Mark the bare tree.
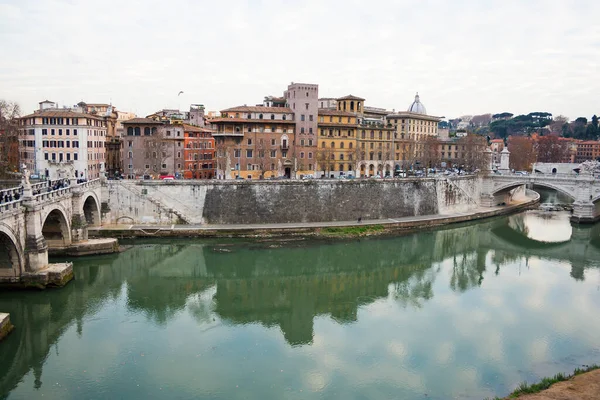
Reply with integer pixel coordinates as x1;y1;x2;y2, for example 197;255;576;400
316;146;335;178
420;136;441;174
0;100;21;178
458;134;487;172
508;136;536;171
255;139;269;179
536;135;568;163
143;135;170;178
214;139;231;179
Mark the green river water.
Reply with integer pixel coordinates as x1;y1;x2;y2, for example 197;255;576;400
1;207;599;399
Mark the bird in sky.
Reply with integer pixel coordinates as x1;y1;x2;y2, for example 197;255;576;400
178;91;184;96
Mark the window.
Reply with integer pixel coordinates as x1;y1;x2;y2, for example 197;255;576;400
134;127;140;136
271;139;276;146
283;115;287;120
129;164;133;170
309;115;313;122
308;164;313;170
270;114;275;120
308;152;313;159
305;103;309;110
44;153;48;160
301;115;305;121
128;140;133;147
145;164;150;169
340;142;344;149
270;150;277;158
246;149;253;158
128;151;133;158
301;127;305;134
248;138;252;146
282;150;287;158
67;153;71;161
340;154;344;160
162;164;167;169
42;128;47;135
144;127;150;135
74;153;78;160
349;142;353;149
331;142;335;148
259;114;263;119
51;129;55;135
308;139;313;146
300;152;305;158
166;130;171;137
234;149;241;158
300;139;305;146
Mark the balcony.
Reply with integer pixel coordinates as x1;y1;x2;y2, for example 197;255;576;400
280;142;289;150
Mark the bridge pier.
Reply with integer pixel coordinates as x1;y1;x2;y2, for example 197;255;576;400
70;187;89;243
22;195;49;272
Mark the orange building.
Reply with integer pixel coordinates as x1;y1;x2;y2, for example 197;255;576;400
575;140;600;163
182;124;215;179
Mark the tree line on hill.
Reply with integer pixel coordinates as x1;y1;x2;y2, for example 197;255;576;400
447;112;599;141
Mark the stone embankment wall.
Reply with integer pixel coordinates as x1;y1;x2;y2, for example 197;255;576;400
101;177;482;225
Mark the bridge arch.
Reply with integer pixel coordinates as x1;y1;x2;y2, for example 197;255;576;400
492;180;575;202
82;194;101;227
42;207;71;248
0;224;23;277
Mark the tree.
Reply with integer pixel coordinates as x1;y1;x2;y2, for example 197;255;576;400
316;145;335;178
420;136;440;174
471;114;492;127
458;134;487;172
536;135;567;163
507;136;536;171
0;100;21;179
142;134;170;178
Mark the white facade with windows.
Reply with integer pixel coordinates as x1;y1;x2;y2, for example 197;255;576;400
19;103;107;179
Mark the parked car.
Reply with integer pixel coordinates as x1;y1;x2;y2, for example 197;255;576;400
160;175;175;181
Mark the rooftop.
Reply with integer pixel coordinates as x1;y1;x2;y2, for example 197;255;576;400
337;95;365;101
21;110;104;120
221;105;294;113
121;118;164;125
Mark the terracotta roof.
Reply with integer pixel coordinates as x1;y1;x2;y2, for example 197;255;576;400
337;95;365;101
221;105;293;113
318;109;357;117
121;118;164;125
386;111;442;121
20;110;103;120
182;123;213;133
208;118;295;124
491;139;504;143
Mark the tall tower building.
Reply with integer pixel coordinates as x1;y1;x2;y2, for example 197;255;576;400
284;82;318;176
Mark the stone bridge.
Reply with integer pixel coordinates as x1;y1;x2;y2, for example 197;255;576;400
0;178;102;284
481;173;600;223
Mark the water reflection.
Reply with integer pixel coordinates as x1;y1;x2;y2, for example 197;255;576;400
508;211;573;243
0;212;599;400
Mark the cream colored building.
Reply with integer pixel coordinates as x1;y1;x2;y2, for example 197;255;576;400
386;93;442;166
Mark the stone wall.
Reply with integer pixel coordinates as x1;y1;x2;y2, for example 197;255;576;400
102;176;482;225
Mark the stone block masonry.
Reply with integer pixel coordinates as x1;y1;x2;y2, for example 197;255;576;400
0;313;14;341
103;176;483;225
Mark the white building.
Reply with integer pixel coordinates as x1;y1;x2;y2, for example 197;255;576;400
19;100;107;180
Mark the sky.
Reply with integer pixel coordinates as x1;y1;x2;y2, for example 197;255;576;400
1;0;599;120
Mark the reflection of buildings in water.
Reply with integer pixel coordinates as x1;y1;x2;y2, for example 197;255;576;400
2;217;599;395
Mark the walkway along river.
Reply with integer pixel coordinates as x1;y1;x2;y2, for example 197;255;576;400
0;209;599;399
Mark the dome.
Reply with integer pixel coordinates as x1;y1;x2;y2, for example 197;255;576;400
408;92;427;114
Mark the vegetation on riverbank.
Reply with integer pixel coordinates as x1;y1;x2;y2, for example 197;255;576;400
489;364;600;399
318;224;386;237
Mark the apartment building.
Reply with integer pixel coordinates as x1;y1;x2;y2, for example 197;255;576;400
211;106;295;179
19;100;107;180
284;83;318;176
183;124;215;179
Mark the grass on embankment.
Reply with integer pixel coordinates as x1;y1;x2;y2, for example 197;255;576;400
318;224;386;237
488;364;600;399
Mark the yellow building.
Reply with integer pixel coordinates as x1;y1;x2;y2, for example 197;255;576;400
356;125;396;177
316;108;358;178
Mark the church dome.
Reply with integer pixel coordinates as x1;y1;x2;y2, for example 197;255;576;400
408;93;427;114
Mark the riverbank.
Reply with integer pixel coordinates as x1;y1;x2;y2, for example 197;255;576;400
92;194;539;239
495;365;600;399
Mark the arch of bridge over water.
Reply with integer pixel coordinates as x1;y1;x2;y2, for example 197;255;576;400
0;179;102;282
482;172;600;223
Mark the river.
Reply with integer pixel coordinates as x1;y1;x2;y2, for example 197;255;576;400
1;211;599;399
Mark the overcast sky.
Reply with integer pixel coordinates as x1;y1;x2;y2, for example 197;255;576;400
1;0;598;120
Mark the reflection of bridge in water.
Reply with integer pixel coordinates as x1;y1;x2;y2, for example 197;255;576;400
1;217;599;395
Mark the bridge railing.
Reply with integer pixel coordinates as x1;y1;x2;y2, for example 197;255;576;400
76;178;100;190
0;199;23;214
495;172;596;180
